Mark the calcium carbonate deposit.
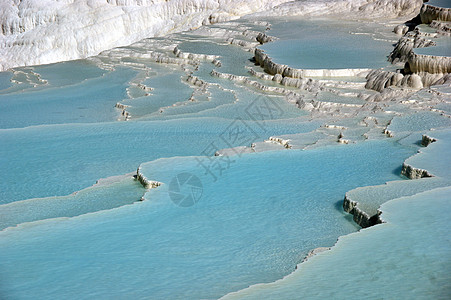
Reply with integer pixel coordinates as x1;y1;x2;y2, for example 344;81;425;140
0;0;450;299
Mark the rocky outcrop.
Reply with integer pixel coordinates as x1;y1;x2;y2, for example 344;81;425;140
226;38;258;48
210;70;247;82
401;162;434;179
430;73;451;85
365;69;425;91
402;73;424;88
388;30;436;64
337;132;350;144
256;32;275;44
173;46;219;62
248;68;274;81
136;167;162;189
266;137;292;149
365;69;405;91
420;3;451;24
115;103;131;120
248;68;323;91
254;48;285;75
394;24;409;35
379;2;451;93
419;71;451;86
406;51;451;74
202;11;232;25
186;74;208;88
210;70;322;95
421;134;437;146
343;195;382;228
344;159;435;226
365;67;451;92
430;20;451;34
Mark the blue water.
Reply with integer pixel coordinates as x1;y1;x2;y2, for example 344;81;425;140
260;19;393;69
0;140;415;299
0;13;439;300
387;111;451;134
222;129;451;299
120;71;194;119
415;36;451;57
177;40;255;76
0;67;137;128
0;117;318;204
0;175;147;230
0;58;417;299
223;185;451;300
0;71;13;90
426;0;451;8
33;60;107;87
0;55;313;204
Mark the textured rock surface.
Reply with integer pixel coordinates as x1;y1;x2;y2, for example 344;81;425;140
364;69;436;91
0;0;292;71
430;20;451;34
260;0;423;19
343;195;381;228
0;0;425;71
407;52;451;74
394;24;409;35
136;167;162;189
388;30;436;64
420;3;451;24
421;134;437;146
401;162;434;179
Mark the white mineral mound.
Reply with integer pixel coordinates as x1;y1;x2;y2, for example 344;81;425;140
0;0;291;71
254;0;423;18
0;0;424;71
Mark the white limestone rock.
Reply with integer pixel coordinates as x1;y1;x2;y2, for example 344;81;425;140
0;0;293;71
258;0;423;19
394;24;409;35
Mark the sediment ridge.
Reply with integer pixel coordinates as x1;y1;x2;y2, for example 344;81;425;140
136;167;162;190
343;195;382;228
401;162;434;179
210;69;321;95
173;46;220;64
254;48;370;78
266;137;292;149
